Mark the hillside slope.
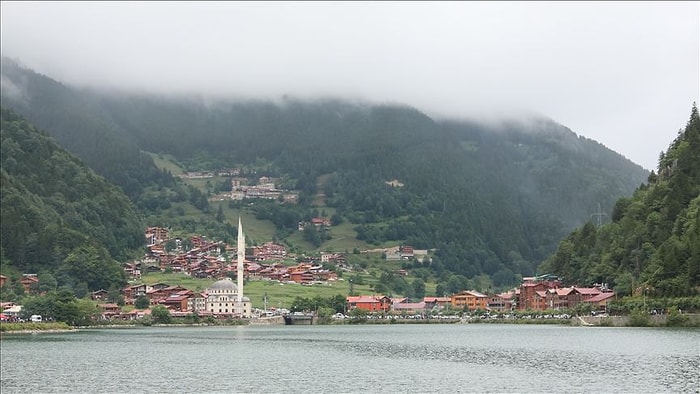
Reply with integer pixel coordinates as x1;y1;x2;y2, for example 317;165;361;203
541;105;699;296
0;107;143;292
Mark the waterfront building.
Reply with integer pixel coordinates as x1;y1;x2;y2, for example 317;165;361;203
205;277;251;317
451;290;489;311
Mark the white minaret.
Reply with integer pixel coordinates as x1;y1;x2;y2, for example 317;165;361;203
237;216;244;303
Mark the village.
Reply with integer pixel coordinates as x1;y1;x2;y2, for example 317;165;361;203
0;225;616;323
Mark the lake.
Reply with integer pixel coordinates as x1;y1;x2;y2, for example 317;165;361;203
1;324;698;393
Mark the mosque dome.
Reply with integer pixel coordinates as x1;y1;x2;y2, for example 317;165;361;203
208;277;238;292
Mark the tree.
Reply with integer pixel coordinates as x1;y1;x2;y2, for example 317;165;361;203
435;283;446;297
135;295;150;309
216;204;225;223
37;271;58;293
151;305;171;324
412;278;426;300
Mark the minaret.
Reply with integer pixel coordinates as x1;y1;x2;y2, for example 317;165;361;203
237;216;244;303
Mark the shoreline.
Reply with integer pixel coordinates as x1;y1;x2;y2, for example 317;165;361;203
2;313;698;334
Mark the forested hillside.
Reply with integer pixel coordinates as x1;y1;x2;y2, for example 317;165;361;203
0;57;650;286
0;57;175;202
541;105;700;296
0;108;143;294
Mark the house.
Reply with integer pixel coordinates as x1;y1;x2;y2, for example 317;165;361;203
91;289;109;301
488;292;516;312
122;284;148;302
147;285;188;303
124;308;152;320
392;302;427;315
584;292;616;312
544;288;575;310
311;217;331;228
98;303;122;319
532;291;548;311
160;291;193;312
0;275;7;287
188;293;207;313
20;274;39;293
423;297;452;310
399;245;414;259
123;263;142;279
451;290;489;311
346;295;392;313
145;227;169;246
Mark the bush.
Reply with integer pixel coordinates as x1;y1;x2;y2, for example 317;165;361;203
151;305;172;324
665;309;689;327
627;310;650;327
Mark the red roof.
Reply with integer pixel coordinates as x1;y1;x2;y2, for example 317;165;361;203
586;292;616;303
574;287;602;295
555;288;574;296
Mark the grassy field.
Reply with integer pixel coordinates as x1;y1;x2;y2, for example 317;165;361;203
139;272;376;310
146;152;186;175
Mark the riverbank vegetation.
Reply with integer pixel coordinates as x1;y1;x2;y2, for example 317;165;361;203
0;321;71;333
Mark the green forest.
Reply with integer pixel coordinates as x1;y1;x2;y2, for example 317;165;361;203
541;105;700;297
0;108;142;296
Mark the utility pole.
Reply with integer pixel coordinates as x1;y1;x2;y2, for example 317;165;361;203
592;202;607;227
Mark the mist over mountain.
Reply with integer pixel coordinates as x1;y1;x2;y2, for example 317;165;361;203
0;57;649;285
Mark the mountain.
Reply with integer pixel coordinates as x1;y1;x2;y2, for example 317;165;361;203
0;57;176;201
0;107;143;294
540;105;700;296
0;57;649;285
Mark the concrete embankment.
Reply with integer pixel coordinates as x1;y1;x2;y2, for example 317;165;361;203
249;316;285;325
571;314;700;327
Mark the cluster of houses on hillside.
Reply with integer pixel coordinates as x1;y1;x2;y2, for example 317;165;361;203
140;227;339;284
229;176;298;203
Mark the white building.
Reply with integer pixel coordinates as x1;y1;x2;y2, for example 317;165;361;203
205;278;251;317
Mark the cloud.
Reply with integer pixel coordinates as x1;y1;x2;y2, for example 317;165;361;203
1;1;698;170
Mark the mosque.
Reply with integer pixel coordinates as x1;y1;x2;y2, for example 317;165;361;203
204;217;252;317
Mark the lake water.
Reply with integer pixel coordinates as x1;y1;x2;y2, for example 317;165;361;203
1;324;698;393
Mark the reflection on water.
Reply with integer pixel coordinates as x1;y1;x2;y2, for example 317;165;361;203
2;325;698;393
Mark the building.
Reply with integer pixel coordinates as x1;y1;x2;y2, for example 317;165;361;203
346;296;392;313
145;227;169;246
584;292;616;312
205;278;251;317
423;297;452;310
392;302;427;315
451;290;489;311
20;274;39;293
487;292;516;312
518;275;561;310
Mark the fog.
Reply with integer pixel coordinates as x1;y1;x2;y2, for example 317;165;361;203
1;1;698;170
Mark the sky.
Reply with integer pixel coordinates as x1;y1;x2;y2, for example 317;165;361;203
1;1;698;170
